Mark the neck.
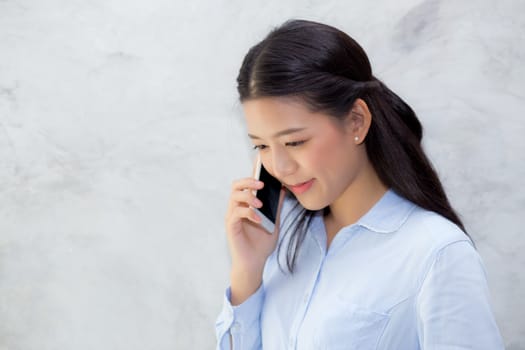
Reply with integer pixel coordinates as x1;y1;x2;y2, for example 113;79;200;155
325;161;388;231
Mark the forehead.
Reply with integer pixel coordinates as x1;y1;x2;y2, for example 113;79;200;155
242;97;334;135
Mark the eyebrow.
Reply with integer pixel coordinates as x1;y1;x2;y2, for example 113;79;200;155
248;127;307;140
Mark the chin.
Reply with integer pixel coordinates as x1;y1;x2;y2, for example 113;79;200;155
294;196;328;212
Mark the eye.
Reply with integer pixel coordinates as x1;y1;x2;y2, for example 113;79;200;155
252;144;268;150
286;140;307;147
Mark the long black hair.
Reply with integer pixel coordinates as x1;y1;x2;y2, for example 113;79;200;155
237;19;469;273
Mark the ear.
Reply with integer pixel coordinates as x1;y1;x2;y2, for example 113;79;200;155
344;98;372;145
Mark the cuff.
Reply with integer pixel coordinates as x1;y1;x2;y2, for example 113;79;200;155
216;284;265;337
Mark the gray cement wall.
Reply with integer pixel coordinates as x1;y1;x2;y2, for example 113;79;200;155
1;0;523;348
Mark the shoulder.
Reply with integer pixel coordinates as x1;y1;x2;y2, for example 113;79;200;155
376;191;476;271
395;202;481;285
361;189;472;252
410;211;503;348
401;204;472;251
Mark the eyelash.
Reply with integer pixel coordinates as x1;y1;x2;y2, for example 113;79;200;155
252;140;307;150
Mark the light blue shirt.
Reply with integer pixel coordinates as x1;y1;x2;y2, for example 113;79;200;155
215;189;504;349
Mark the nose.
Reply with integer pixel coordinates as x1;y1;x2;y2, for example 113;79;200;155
268;148;297;179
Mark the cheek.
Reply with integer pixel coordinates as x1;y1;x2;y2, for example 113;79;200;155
309;135;360;195
311;134;351;168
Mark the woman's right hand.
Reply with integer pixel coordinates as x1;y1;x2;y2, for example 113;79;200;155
225;177;285;305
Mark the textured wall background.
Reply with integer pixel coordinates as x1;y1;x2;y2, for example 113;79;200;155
1;0;523;349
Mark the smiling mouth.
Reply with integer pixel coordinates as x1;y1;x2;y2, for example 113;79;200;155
287;179;315;194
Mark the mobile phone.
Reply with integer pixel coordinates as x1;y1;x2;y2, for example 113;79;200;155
252;155;282;233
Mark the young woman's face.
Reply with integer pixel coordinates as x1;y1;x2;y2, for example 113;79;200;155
243;97;367;211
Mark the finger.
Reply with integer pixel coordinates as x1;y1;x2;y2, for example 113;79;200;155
227;178;264;216
226;191;262;221
231;206;261;225
231;178;264;192
231;190;262;208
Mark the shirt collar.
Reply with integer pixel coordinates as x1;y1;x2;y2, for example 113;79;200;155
355;188;417;234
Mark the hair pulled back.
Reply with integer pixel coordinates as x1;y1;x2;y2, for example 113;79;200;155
237;19;468;273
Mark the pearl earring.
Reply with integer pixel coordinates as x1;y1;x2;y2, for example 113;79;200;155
354;136;359;142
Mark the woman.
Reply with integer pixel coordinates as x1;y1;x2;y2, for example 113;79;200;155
215;19;503;349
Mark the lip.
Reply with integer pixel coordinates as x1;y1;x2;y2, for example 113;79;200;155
288;179;315;195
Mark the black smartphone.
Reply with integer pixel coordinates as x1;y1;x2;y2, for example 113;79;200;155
253;155;282;233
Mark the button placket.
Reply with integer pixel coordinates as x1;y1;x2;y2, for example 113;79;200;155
293;254;326;349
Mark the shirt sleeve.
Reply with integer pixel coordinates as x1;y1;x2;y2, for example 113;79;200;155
215;284;265;350
416;240;504;349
